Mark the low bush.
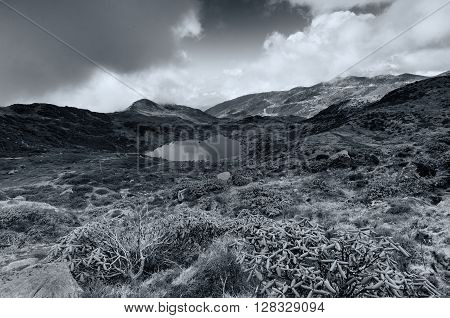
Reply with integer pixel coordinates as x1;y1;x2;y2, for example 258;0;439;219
0;190;7;201
72;184;94;194
48;222;148;283
146;210;231;268
168;238;251;297
0;229;27;247
95;188;110;195
91;193;121;207
48;207;441;298
386;202;414;215
172;179;228;202
233;216;440;298
231;174;252;187
48;209;231;284
236;186;294;217
0;201;79;242
364;167;433;202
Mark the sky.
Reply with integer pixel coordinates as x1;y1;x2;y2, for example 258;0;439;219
0;0;449;112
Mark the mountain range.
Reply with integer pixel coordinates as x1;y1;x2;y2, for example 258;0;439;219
206;73;427;118
0;72;448;156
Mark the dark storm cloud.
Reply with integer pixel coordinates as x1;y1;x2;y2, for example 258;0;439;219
0;0;198;104
349;1;392;15
194;0;311;52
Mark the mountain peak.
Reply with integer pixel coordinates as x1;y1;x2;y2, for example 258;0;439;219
127;99;162;112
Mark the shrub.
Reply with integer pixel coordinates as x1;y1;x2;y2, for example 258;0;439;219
168;238;250;297
72;184;94;194
48;222;147;283
0;190;7;201
0;229;26;247
0;201;79;242
58;172;95;185
91;193;120;207
364;167;432;202
48;208;231;283
173;179;228;202
386;202;414;215
95;188;110;195
231;174;252;187
236;186;294;217
233;217;440;298
146;210;231;268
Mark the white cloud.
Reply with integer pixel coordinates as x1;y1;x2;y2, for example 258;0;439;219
39;0;450;111
223;68;243;77
172;9;203;39
215;0;450;100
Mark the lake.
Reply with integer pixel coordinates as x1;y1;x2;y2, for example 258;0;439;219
146;135;242;162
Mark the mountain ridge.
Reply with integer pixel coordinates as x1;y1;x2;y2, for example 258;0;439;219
206;73;427;118
124;99;216;123
0;100;216;154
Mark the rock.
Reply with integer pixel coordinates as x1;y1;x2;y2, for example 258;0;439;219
108;209;123;218
7;169;18;175
217;171;231;182
315;154;329;161
368;154;380;165
1;258;39;273
330;150;350;160
59;188;73;196
414;162;436;178
13;196;26;201
178;188;188;202
414;231;433;245
329;150;352;168
0;263;82;298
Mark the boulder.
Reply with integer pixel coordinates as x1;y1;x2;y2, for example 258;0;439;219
107;209;123;218
0;263;82;298
1;258;39;273
217;171;231;182
329;150;352;168
178;188;188;202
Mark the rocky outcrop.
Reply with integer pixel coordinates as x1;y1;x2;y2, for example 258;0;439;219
1;258;39;273
0;263;82;298
329;150;352;169
217;171;231;182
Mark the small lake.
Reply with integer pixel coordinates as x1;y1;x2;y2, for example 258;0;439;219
146;135;241;162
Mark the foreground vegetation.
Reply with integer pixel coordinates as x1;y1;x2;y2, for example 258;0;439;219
0;149;448;297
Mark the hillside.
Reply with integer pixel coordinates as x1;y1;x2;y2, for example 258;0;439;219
0;100;216;154
207;73;426;118
125;99;216;124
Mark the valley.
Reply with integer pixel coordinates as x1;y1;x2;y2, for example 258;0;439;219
0;74;449;298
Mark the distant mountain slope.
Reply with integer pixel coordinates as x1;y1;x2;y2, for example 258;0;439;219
0;103;122;153
206;74;426;118
124;99;216;124
297;75;450;180
0;100;216;154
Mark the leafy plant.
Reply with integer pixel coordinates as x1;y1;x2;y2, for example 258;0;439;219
232;217;440;298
